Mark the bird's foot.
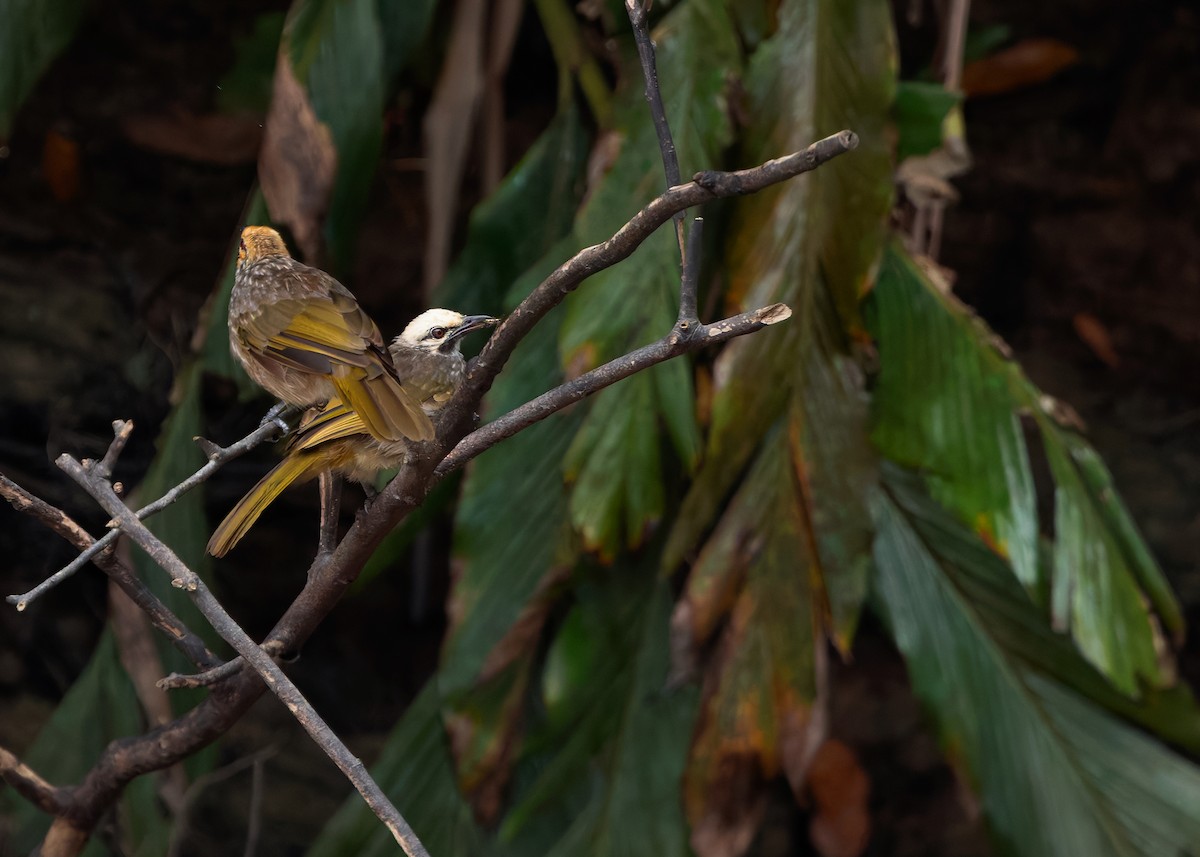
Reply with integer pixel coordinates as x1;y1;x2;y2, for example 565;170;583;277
259;402;300;439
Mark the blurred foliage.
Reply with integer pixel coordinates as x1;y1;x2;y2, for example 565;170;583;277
3;634;165;856
0;0;85;138
217;12;286;114
893;81;961;160
9;0;1200;854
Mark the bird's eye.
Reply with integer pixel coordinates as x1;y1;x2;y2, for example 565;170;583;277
429;327;448;340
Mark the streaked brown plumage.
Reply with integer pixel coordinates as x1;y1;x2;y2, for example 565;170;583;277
207;309;498;556
229;226;433;443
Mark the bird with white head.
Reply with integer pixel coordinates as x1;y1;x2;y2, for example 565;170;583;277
207;309;499;556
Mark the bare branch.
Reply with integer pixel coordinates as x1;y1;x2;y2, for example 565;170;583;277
679;215;704;325
57;449;430;857
7;420;283;609
626;0;685;255
97;419;135;479
438;302;792;476
43;818;90;857
448;129;858;431
157;658;244;691
0;746;70;815
157;640;285;691
0;472;218;669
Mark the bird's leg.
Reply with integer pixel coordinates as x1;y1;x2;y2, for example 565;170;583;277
259;401;300;437
316;471;341;566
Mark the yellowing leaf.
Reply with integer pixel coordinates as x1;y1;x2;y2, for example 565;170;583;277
667;0;894;641
683;431;824;857
868;242;1181;695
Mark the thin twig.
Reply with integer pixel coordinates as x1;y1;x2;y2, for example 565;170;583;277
158;658;243;691
626;0;685;256
7;420;283;609
165;746;277;857
438;302;791;476
97;419;135;479
0;746;69;815
157;641;284;690
0;472;218;669
679;216;703;325
244;753;265;857
58;448;430;857
447;129;857;433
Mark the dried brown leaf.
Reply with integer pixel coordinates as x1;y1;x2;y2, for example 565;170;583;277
482;0;523;191
688;750;768;857
686;578;818;857
807;739;871;857
962;37;1080;98
42;128;80;201
259;54;337;263
446;567;567;825
1072;311;1121;368
122;109;263;166
422;0;487;294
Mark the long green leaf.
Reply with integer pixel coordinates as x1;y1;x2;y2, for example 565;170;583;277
435;106;589;317
441;283;581;689
868;242;1180;694
869;244;1039;588
375;0;438;86
873;467;1200;857
503;571;698;857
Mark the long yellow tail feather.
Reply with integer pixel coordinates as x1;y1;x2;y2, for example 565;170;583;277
207;453;326;557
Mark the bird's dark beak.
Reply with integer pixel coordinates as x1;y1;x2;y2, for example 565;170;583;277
449;315;500;341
